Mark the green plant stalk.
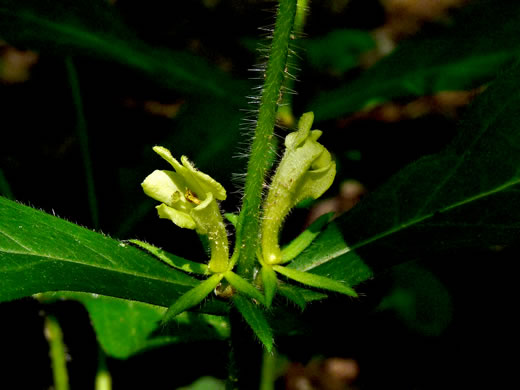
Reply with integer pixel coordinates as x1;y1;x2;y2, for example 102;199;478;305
44;315;69;390
234;0;298;279
259;348;278;390
65;57;99;229
95;347;112;390
277;0;309;127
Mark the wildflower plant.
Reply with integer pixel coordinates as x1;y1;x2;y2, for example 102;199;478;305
2;0;520;388
136;108;357;332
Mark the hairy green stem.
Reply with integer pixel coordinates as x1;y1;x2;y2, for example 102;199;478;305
234;0;298;278
277;0;309;127
44;315;69;390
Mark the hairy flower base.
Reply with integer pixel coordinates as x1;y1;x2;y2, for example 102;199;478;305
261;112;336;265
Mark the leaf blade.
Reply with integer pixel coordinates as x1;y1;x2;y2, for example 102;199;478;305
273;265;357;297
224;271;265;305
232;295;273;352
260;266;278;308
162;274;224;324
297;61;520;282
0;197;206;309
40;292;230;359
128;239;209;275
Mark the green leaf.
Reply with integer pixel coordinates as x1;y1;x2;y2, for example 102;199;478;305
277;284;306;311
377;263;453;336
0;0;247;102
177;377;225;390
162;274;224;324
310;0;520;120
288;222;373;286
128;239;209;275
299;61;520;281
232;295;273;352
0;197;203;307
224;271;265;305
281;212;333;263
304;29;374;74
41;292;230;359
224;213;239;227
260;266;278;307
273;265;357;297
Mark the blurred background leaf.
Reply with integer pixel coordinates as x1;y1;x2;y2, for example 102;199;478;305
304;29;374;75
40;292;230;359
308;0;520;120
0;0;249;103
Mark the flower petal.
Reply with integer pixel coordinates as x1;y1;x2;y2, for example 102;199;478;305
180;155;227;201
286;111;313;149
153;146;184;172
156;204;197;230
293;160;336;206
141;170;186;206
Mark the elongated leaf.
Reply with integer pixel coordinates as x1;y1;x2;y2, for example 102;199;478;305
273;265;357;297
232;295;273;352
0;197;200;306
277;284;306;311
260;266;278;307
162;274;224;324
281;212;333;263
288;222;372;286
40;292;230;359
304;29;374;74
178;377;225;390
295;61;520;281
310;0;520;120
224;271;265;304
0;0;247;102
128;239;208;275
377;263;453;336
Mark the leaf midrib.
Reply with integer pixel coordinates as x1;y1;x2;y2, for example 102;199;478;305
302;177;520;272
314;50;517;119
0;246;196;287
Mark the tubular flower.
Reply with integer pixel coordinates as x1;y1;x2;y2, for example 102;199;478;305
142;146;229;273
261;112;336;265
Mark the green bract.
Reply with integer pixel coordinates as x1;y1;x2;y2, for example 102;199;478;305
142;146;229;273
261;112;336;265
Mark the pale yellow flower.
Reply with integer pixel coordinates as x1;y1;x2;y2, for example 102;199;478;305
142;146;229;273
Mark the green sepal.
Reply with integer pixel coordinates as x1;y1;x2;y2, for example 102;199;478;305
273;265;357;297
128;239;209;275
161;274;224;325
261;266;278;308
280;212;333;263
224;271;265;305
277;284;307;311
232;295;273;352
224;213;239;227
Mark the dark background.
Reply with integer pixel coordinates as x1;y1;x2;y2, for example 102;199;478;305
0;0;514;388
